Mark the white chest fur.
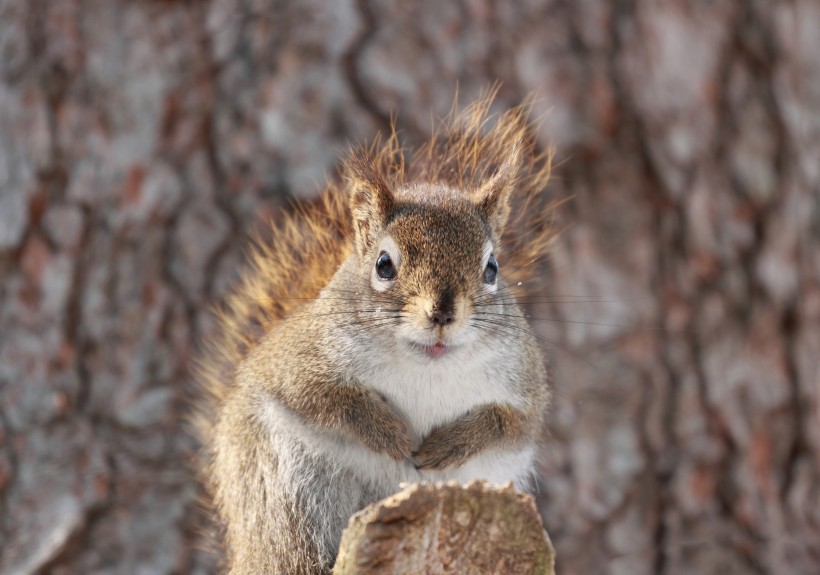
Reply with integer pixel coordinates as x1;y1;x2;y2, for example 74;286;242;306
361;347;519;439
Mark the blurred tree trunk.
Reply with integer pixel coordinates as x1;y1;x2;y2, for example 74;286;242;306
0;0;818;574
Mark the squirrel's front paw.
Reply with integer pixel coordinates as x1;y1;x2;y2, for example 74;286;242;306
412;426;473;470
359;395;414;461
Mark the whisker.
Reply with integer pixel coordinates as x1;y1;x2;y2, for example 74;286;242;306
475;311;657;331
469;316;603;372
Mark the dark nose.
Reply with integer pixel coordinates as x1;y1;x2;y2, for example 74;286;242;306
430;308;455;326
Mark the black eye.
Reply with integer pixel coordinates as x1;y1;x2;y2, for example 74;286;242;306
375;251;397;280
483;255;498;284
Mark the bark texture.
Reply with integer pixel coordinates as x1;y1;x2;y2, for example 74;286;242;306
1;1;819;574
334;481;555;575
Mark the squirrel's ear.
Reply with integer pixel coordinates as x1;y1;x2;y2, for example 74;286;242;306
346;151;395;257
477;147;519;234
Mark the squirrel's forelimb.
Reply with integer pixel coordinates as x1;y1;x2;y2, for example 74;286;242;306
270;378;415;462
413;402;530;470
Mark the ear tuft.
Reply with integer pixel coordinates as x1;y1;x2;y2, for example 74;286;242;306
477;146;520;234
346;149;395;257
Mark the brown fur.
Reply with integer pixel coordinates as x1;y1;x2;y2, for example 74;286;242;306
192;92;555;573
413;403;529;470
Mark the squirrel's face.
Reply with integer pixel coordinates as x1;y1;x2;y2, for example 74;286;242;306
346;150;518;360
370;193;498;357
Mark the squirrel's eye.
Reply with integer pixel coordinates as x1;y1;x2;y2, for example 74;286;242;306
375;252;397;280
483;255;498;284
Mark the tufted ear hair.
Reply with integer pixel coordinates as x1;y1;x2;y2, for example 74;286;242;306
345;149;395;258
476;146;519;235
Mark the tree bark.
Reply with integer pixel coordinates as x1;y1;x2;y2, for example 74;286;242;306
0;1;818;574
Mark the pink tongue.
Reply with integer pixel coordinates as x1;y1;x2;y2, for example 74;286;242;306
427;343;447;358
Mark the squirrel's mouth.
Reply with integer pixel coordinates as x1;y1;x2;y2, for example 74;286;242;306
424;342;448;359
407;340;452;359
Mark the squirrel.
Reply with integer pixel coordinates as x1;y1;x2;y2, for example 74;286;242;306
192;95;555;574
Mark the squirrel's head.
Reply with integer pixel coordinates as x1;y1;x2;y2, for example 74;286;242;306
345;148;519;360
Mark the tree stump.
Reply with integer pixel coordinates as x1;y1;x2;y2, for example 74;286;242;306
334;481;555;575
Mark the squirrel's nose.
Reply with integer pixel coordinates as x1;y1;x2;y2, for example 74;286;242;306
430;308;455;327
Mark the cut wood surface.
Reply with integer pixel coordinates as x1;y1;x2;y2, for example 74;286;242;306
334;481;555;575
